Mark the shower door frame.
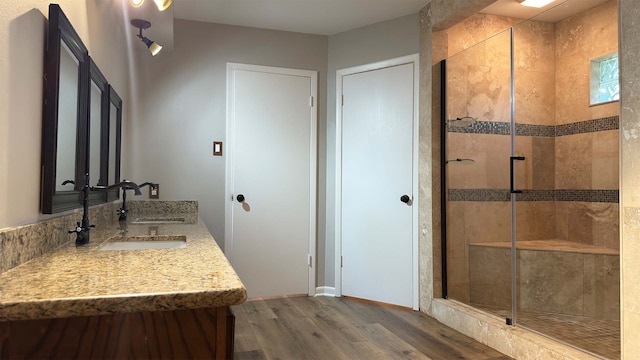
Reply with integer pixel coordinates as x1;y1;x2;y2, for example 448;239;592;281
440;28;520;326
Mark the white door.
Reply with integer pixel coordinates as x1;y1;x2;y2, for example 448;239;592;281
338;57;418;308
226;63;317;298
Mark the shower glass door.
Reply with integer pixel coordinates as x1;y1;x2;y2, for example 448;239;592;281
443;27;514;319
512;2;620;358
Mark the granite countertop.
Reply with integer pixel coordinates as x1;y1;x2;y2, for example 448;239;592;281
0;215;247;321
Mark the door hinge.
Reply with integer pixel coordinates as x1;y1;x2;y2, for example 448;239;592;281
341;95;344;106
308;254;312;267
341;255;343;268
310;96;314;107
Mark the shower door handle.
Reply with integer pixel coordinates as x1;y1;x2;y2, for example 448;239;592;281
510;156;525;194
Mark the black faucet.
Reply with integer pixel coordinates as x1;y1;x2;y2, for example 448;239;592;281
68;178;143;245
139;182;157;190
95;180;143;221
115;182;156;221
68;173;94;245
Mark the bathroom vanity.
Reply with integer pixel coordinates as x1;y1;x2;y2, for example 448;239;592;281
0;207;246;359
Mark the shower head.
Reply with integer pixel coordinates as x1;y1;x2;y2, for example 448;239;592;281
445;158;476;165
446;116;477;128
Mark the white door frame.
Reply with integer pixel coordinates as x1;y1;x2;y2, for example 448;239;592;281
225;62;317;296
335;54;419;310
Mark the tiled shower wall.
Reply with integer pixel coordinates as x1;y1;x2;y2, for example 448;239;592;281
438;0;619;302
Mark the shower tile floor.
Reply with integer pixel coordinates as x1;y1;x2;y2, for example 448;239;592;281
475;304;620;359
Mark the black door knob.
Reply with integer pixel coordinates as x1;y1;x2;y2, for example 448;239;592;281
236;194;245;203
400;195;411;203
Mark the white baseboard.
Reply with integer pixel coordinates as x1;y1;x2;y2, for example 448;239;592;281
314;286;336;297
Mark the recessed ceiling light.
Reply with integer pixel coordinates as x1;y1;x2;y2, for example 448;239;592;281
516;0;555;8
130;0;144;8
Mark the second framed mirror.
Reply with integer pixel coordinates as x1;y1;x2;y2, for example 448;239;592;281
107;86;123;202
88;58;109;204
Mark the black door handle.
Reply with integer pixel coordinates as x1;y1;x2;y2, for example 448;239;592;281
400;195;411;204
510;156;525;194
236;194;245;202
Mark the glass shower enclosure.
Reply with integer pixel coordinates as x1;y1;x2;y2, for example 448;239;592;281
441;1;620;358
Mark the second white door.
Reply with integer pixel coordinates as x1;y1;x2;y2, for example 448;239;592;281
339;58;417;308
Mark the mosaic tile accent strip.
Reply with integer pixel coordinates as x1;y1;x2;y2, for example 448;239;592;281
448;189;619;203
555;116;619;136
446;116;619;137
448;189;510;201
515;190;555;201
555;189;619;203
515;123;555;137
447;120;511;135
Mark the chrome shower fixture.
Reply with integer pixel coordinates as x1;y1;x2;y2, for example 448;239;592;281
446;115;477;128
445;158;476;164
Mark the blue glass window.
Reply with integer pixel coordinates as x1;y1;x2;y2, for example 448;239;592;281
590;53;619;105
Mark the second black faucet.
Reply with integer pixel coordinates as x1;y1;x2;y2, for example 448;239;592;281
117;181;157;221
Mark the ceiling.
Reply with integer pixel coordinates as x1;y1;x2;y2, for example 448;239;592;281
125;0;610;54
481;0;610;23
172;0;430;36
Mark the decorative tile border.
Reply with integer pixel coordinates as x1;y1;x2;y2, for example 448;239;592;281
448;121;511;135
555;189;619;203
515;123;555;137
448;189;510;201
447;116;619;137
448;189;619;203
555;116;619;136
516;190;556;201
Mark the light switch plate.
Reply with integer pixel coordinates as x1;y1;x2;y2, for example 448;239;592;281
213;141;223;156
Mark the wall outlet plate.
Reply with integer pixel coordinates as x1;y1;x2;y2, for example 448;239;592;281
150;184;159;199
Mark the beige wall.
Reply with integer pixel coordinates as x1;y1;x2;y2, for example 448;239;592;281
0;1;133;230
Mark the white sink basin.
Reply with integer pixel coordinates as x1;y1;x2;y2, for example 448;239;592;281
131;217;186;224
100;235;187;251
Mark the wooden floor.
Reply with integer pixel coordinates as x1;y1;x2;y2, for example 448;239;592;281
232;296;511;360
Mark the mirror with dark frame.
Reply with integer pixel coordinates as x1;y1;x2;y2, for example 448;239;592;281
88;58;110;204
107;86;123;202
41;4;89;213
41;4;124;214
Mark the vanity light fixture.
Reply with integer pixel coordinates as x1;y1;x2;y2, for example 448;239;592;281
129;0;173;11
131;19;162;56
516;0;555;7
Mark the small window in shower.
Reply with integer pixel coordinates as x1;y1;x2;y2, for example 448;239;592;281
590;52;619;105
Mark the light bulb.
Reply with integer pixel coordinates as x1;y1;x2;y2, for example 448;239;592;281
149;42;162;56
154;0;172;11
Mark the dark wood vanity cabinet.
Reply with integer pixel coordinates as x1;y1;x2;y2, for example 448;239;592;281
0;306;235;359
